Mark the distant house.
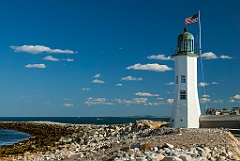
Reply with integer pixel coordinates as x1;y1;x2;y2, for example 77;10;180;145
215;110;221;115
205;108;220;115
205;108;215;115
221;108;230;115
205;107;240;115
230;107;240;115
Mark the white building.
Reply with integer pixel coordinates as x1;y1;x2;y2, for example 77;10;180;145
170;28;201;128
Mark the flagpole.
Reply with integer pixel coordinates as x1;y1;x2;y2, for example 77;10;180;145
198;10;207;111
198;10;202;55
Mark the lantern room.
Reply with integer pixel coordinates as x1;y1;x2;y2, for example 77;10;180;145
173;28;197;57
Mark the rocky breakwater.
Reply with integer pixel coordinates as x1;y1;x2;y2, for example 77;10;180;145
0;121;85;158
0;120;240;161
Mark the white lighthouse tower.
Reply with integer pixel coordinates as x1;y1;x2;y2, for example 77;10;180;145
170;28;201;128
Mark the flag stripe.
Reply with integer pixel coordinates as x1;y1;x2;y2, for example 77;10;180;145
185;13;199;25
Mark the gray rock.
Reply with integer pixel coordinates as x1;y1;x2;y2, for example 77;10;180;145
153;146;159;152
88;129;98;136
227;151;233;158
203;147;211;154
192;157;208;161
113;157;122;161
179;155;192;161
130;159;137;161
211;150;220;158
216;156;226;161
143;151;152;159
126;126;132;133
123;153;129;158
136;156;147;161
163;143;175;149
205;153;211;160
161;156;183;161
172;151;180;157
59;135;73;144
164;148;173;156
121;146;130;152
186;152;198;158
196;147;204;154
131;143;141;149
155;153;165;160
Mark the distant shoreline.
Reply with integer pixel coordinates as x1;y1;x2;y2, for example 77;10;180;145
0;117;170;126
0;116;171;118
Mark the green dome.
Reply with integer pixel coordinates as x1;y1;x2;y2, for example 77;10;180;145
178;31;194;40
172;28;198;57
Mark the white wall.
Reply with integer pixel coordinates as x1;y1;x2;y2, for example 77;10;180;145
171;56;201;128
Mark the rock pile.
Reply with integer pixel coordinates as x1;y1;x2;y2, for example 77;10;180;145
0;120;240;161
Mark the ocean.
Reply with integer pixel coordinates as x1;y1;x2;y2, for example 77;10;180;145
0;117;170;146
0;129;30;146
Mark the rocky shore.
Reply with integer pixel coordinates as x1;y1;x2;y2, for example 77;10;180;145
0;120;240;161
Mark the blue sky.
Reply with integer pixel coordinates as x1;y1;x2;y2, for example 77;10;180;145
0;0;239;117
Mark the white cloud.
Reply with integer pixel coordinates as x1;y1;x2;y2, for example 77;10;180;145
213;99;223;103
43;55;60;61
202;94;210;98
211;82;219;85
201;52;233;60
220;55;233;59
200;98;210;103
24;64;46;68
85;97;114;106
115;98;148;105
201;52;218;59
121;76;142;81
82;88;90;91
199;82;209;87
147;54;172;60
126;63;172;72
134;98;148;104
115;98;166;106
65;58;74;62
167;99;174;104
116;84;123;86
229;99;235;103
94;74;101;78
165;82;174;85
92;79;105;84
134;92;159;97
11;45;75;54
43;56;73;62
115;99;133;105
144;102;164;106
233;94;240;100
64;103;74;107
157;98;164;100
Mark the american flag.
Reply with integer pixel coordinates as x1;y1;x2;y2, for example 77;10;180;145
184;13;199;25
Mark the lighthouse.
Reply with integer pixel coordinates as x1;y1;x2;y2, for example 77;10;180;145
170;28;201;128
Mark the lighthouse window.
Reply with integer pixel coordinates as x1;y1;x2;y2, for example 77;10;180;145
180;90;187;100
181;75;186;83
188;40;191;51
192;40;194;51
179;40;184;51
184;39;188;51
176;76;178;84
